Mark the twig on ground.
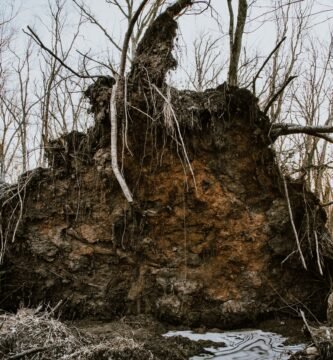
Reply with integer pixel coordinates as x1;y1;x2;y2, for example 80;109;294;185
8;345;58;359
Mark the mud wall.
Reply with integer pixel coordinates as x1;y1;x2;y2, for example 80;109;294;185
1;82;331;327
1;2;332;328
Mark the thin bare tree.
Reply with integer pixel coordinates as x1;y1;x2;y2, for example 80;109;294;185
184;32;226;91
33;0;85;165
227;0;248;86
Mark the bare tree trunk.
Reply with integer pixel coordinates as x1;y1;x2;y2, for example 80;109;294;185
227;0;248;86
0;143;4;182
109;0;150;203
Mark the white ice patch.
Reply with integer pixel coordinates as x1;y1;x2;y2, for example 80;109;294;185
164;329;304;359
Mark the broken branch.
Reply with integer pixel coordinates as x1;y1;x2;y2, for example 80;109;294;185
76;50;118;76
166;0;193;17
8;345;58;359
322;201;333;207
270;124;333;143
23;26;99;79
252;36;286;95
264;75;297;114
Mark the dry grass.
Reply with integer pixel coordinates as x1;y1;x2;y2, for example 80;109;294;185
0;307;153;359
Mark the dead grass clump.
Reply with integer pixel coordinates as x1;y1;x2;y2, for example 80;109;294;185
0;307;153;360
61;337;154;360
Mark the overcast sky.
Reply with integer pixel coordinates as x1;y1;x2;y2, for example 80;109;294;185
6;0;330;86
14;1;333;45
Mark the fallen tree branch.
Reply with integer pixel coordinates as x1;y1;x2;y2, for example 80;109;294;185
264;76;297;114
8;345;58;359
322;201;333;207
300;310;314;342
314;230;323;275
118;0;150;80
270;124;333;143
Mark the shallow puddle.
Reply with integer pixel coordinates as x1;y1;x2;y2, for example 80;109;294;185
164;329;304;359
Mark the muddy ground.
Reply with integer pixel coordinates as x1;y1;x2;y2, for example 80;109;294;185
0;309;224;359
1;308;310;359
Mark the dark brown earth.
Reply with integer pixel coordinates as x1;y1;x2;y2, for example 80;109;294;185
1;0;332;336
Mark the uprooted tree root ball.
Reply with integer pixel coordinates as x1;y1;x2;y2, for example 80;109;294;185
1;2;333;359
0;0;332;330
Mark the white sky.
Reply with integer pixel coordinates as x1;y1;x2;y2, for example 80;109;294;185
14;1;333;44
7;0;332;85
